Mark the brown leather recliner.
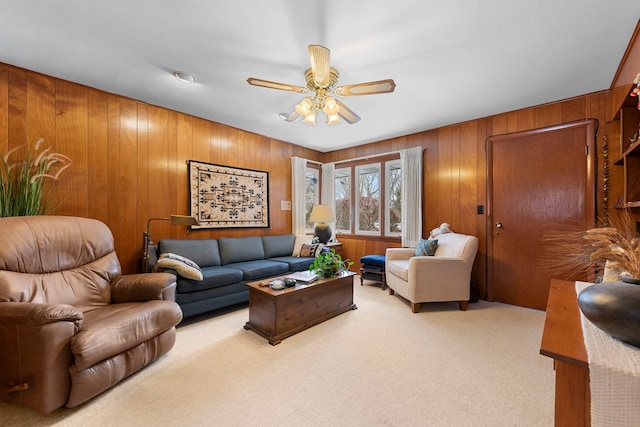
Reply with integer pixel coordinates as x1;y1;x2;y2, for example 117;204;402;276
0;215;183;414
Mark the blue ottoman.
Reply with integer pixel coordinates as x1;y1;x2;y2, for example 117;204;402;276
360;255;386;290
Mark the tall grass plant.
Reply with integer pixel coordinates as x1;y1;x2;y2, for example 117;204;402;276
0;139;72;216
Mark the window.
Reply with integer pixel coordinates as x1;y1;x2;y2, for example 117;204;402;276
356;164;381;234
386;159;402;236
305;167;319;232
334;168;351;233
333;154;401;238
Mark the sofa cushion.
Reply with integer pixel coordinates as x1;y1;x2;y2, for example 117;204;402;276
156;253;203;280
300;243;323;257
175;266;244;293
218;237;265;265
292;235;314;256
224;260;289;281
262;234;295;258
71;301;182;371
268;256;315;272
387;260;410;282
158;239;221;267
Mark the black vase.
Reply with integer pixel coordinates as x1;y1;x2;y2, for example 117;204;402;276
578;281;640;348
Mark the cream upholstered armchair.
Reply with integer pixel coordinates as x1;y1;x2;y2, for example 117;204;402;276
0;216;183;414
385;232;478;313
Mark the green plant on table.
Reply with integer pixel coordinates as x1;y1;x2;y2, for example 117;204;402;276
309;248;354;278
0;138;72;217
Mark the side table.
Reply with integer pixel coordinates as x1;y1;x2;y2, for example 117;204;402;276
324;242;343;258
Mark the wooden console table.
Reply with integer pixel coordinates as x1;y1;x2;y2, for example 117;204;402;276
540;279;590;426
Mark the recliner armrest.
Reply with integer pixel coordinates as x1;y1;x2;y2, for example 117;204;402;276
0;302;83;332
111;273;177;302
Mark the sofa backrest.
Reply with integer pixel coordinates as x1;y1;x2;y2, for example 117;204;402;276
0;215;120;311
261;234;295;258
159;239;221;267
218;236;265;265
434;232;479;262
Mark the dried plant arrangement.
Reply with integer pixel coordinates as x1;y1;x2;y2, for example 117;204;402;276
540;210;640;282
0;139;72;217
583;211;640;280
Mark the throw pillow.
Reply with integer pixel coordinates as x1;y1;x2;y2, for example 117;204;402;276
292;235;314;256
300;243;322;257
157;252;203;281
415;239;438;256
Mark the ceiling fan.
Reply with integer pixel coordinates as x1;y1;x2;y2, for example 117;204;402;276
247;45;396;125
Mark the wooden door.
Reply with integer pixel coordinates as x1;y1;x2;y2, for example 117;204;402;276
487;120;596;310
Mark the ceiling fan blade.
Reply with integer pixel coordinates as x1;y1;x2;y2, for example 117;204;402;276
247;78;309;93
334;79;396;96
309;45;331;87
334;99;361;124
279;111;301;122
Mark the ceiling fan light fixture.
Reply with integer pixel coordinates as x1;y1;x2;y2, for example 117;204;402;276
247;45;394;126
326;113;341;125
172;71;197;84
295;97;313;115
322;96;340;115
303;111;317;125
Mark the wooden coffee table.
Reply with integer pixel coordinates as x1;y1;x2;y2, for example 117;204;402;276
243;272;356;345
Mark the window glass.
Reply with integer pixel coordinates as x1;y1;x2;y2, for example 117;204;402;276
386;159;402;235
334;168;351;233
305;167;319;231
356;164;381;235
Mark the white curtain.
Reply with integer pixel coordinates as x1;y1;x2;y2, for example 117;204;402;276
321;162;335;240
400;146;423;247
291;156;307;235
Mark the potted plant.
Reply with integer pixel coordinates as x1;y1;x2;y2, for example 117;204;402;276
0;138;71;217
309;248;354;278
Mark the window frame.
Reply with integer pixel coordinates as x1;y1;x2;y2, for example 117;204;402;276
333;153;401;239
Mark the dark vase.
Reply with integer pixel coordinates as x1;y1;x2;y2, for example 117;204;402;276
622;276;640;285
578;281;640;348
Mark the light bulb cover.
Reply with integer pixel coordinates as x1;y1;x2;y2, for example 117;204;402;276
303;111;317;125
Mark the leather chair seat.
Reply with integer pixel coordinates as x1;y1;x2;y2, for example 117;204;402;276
72;301;182;370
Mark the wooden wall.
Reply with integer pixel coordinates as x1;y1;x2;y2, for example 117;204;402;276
325;93;618;299
1;29;637;300
0;63;323;274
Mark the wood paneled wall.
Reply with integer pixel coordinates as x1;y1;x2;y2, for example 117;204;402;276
325;93;614;299
0;64;323;274
0;55;635;300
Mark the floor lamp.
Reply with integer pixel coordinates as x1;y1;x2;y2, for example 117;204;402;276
142;214;200;272
309;205;335;244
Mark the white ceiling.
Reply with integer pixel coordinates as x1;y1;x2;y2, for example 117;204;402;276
1;1;639;152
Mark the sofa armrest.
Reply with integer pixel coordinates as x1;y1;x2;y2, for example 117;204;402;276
385;248;416;261
0;302;83;332
111;273;177;302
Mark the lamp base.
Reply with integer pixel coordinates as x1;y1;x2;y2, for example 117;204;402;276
314;223;332;244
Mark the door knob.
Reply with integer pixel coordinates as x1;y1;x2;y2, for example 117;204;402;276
495;222;503;229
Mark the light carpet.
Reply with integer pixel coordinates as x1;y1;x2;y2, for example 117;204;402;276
1;279;554;427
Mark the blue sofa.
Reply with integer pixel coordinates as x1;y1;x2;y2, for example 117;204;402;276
149;234;317;319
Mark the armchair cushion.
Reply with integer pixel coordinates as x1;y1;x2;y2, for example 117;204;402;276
71;301;182;371
415;239;438;256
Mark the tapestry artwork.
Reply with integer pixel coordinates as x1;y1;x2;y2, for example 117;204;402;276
189;160;269;229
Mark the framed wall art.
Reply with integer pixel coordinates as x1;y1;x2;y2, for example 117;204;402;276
188;160;269;229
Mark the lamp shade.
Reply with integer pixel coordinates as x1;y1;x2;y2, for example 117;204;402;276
309;205;335;223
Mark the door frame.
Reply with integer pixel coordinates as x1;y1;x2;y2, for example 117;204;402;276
485;119;597;303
